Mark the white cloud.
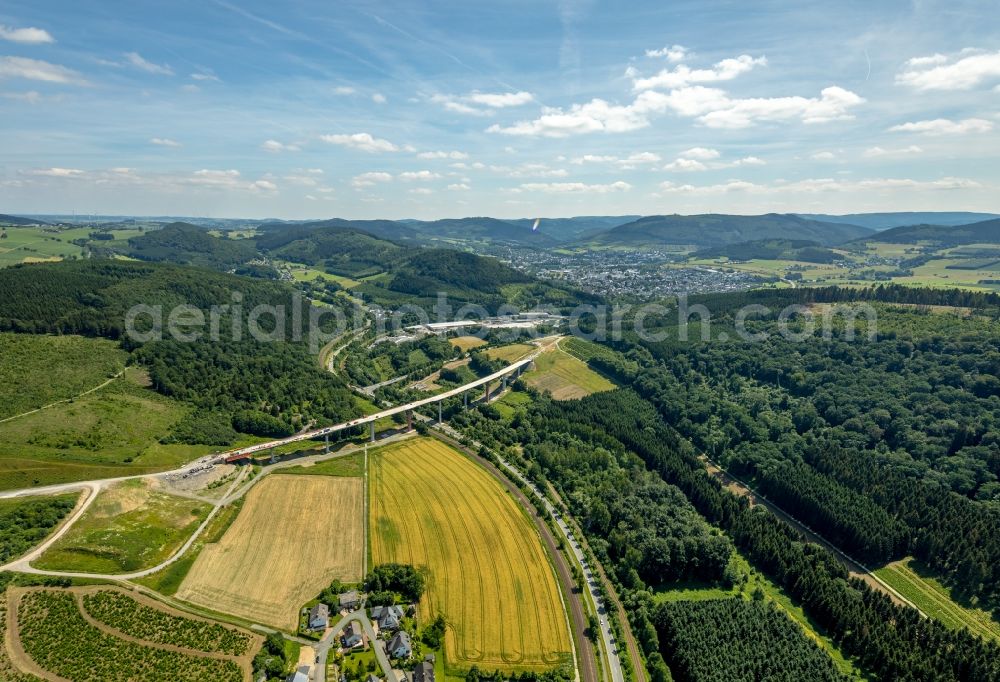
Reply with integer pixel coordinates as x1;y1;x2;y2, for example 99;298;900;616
447;183;470;191
190;169;241;187
283;174;318;186
731;156;765;166
659;176;981;196
0;25;54;44
417;150;468;160
632;55;767;91
399;170;441;181
897;49;1000;91
320;132;399;152
372;92;386;103
408;188;433;195
251;179;277;191
190;72;220;82
333;86;356;95
432;90;534;115
490;163;568;178
467;91;533;107
0;56;87;84
678;147;720;160
811;151;837;160
664;158;708;172
124;52;173;76
261;139;301;152
645;45;687;62
1;90;42;103
516;181;632;194
863;145;923;158
889;118;993;135
26;167;85;177
489;85;863;136
351;171;393;188
150;137;181;147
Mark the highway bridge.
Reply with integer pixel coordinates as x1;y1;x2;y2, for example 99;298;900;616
223;352;536;463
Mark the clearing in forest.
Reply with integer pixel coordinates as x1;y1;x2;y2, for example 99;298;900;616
523;348;615;400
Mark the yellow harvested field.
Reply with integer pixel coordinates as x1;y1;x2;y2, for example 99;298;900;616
524;350;615;400
450;335;488;352
176;475;364;630
484;343;534;363
370;438;571;673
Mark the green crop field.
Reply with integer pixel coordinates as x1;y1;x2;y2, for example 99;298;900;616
0;368;221;491
0;333;127;421
0;226;85;266
522;348;615;400
282;452;365;477
874;558;1000;642
34;479;210;573
484;342;534;363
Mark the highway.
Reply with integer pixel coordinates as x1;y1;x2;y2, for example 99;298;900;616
221;350;538;461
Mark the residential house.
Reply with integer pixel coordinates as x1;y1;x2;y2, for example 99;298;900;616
366;674;382;682
370;605;404;631
288;665;311;682
340;590;362;611
387;631;412;659
413;661;435;682
308;603;330;631
342;621;364;648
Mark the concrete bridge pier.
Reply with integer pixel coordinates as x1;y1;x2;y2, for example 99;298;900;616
324;433;329;453
484;382;490;403
502;375;508;391
438;401;443;423
370;421;376;442
463;391;468;410
406;409;413;431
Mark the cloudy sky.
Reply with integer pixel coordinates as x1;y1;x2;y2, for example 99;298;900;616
1;0;998;219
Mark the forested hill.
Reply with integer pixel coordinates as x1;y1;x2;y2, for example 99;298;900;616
693;239;844;263
255;224;407;276
127;222;257;270
256;218;418;243
863;218;1000;246
0;259;293;338
0;259;360;438
583;213;872;248
0;214;49;226
404;217;558;246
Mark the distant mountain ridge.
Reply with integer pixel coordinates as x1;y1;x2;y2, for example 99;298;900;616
863;218;1000;246
798;212;1000;231
584;213;872;249
0;214;49;226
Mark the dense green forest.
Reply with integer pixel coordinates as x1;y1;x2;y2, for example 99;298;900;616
585;293;1000;609
127;222;257;270
455;364;1000;680
0;495;77;563
653;598;847;682
0;260;360;442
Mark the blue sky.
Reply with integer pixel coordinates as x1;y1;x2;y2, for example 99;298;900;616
1;0;998;219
